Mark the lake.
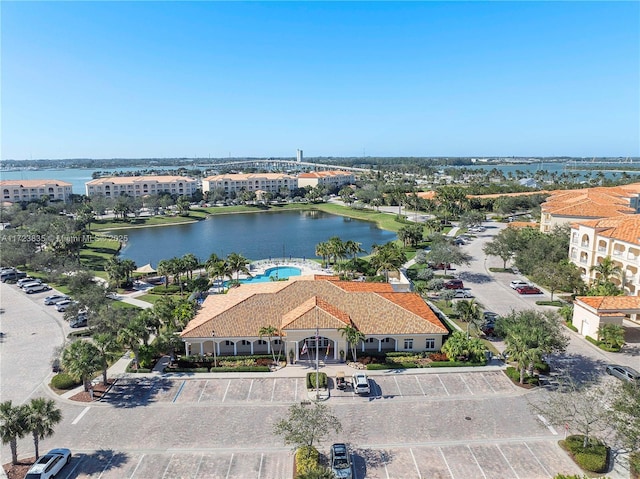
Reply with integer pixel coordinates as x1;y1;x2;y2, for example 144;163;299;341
116;210;397;266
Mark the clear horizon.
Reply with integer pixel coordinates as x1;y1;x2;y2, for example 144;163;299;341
2;1;639;160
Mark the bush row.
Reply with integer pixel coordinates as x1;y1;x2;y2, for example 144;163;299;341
50;373;81;390
366;360;485;370
504;366;539;385
165;366;271;373
561;435;609;473
306;372;328;389
585;336;621;353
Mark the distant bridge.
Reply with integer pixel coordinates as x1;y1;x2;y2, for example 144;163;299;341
197;159;377;173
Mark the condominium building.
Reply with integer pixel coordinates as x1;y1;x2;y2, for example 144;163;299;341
297;170;355;189
540;184;640;232
85;176;199;198
569;215;640;295
202;173;298;195
1;179;73;202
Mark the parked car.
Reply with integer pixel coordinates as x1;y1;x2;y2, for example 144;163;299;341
336;370;347;390
55;299;73;312
1;270;27;282
352;373;370;395
510;280;531;289
330;443;353;479
444;279;464;290
605;364;640;383
482;312;499;334
25;283;51;294
515;285;542;295
24;448;71;479
452;289;473;298
44;294;69;305
17;277;38;288
69;315;88;328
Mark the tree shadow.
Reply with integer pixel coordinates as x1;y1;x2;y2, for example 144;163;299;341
100;377;176;408
67;450;128;477
546;352;609;386
352;448;395;478
456;271;493;284
621;344;640;357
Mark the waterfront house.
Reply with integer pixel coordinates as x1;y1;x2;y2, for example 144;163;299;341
1;179;73;202
85;175;199;198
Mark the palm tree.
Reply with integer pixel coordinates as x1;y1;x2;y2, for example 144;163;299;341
344;240;364;261
226;252;250;282
338;324;365;362
120;258;137;285
315;242;331;268
117;319;147;370
157;259;171;289
62;340;101;391
259;325;281;364
26;398;62;459
0;401;29;465
590;256;623;285
182;253;199;280
105;257;126;288
208;259;232;292
454;299;484;338
370;242;407;282
93;333;121;385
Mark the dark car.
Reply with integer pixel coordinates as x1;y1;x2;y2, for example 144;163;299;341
1;270;27;282
606;364;640;383
516;285;542;295
330;443;352;479
444;279;464;290
69;315;87;328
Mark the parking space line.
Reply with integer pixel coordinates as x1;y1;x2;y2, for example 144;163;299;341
270;379;277;402
161;453;174;479
393;376;402;396
172;380;186;402
481;373;496;393
225;452;235;479
415;376;426;396
410;448;423;479
524;442;552;477
537;414;558;435
247;379;254;400
257;452;264;479
382;452;390;479
438;446;455;478
72;406;90;425
222;380;231;402
198;380;208;403
459;374;474;395
193;453;203;479
467;446;487;479
97;454;114;479
294;378;298;401
129;454;145;478
436;375;450;396
496;445;520;479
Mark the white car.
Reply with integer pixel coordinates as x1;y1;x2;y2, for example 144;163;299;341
509;280;530;289
55;299;73;312
25;448;71;479
452;289;473;298
352;373;370;395
44;294;69;305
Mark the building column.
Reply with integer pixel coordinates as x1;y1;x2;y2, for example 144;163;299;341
233;342;237;356
200;342;204;355
378;339;382;353
295;341;300;361
250;342;254;355
185;342;191;356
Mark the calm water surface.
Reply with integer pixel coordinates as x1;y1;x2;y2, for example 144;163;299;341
117;210;397;266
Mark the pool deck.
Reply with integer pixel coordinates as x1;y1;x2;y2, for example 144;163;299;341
246;257;331;278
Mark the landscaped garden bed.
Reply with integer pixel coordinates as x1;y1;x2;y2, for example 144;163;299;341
559;435;609;474
347;351;487;370
165;354;277;373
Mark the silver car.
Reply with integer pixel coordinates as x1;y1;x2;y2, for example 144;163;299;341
605;364;640;383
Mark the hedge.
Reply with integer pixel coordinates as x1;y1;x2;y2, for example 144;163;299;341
366;360;485;370
165;366;270;373
295;446;319;475
565;321;578;332
585;336;622;353
306;372;328;389
51;373;81;390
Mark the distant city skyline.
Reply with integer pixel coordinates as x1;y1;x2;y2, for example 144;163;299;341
2;1;639;160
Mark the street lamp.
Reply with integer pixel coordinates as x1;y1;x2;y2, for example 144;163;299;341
212;330;217;368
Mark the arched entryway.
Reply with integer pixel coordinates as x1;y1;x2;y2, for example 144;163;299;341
298;336;335;361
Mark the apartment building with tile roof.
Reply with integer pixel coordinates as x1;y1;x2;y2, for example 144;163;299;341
180;276;448;361
1;179;73;202
202;173;297;196
569;215;640;296
85;175;199;198
540;184;640;232
297;171;355;189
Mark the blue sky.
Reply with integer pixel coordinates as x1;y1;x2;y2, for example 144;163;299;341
2;1;638;160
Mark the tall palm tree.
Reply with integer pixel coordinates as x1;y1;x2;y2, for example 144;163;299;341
226;252;250;282
208;259;232;292
117;319;147;369
182;253;199;279
338;324;365;362
344;240;365;261
370;242;407;282
157;259;171;289
454;299;483;338
0;401;29;465
590;256;623;285
120;258;137;285
259;325;281;364
93;333;121;385
62;340;101;391
315;242;331;268
26;398;62;459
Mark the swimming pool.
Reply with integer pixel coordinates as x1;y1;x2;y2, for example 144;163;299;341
240;266;302;284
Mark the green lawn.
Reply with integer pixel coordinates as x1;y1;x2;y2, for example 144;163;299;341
134;293;171;304
79;237;121;275
92;212;208;231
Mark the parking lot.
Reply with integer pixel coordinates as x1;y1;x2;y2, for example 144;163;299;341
99;370;518;406
57;438;581;479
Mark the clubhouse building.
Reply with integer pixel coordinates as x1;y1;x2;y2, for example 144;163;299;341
180;276;448;361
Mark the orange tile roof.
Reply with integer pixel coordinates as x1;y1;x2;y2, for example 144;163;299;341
181;276;447;339
203;173;295;181
541;185;640;218
86;175;197;185
298;171;353;178
576;295;640;311
573;215;640;245
0;179;72;187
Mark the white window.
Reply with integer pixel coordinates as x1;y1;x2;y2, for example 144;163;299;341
425;338;436;350
404;339;413;350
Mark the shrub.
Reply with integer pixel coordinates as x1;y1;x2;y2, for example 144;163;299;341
565;321;578;332
562;435;609;473
295;446;319;475
505;366;521;382
534;361;550;374
428;352;448;361
51;373;80;390
306;372;328;389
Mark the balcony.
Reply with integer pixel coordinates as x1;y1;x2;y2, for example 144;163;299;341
581;242;589;248
613;250;624;257
597;247;607;253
